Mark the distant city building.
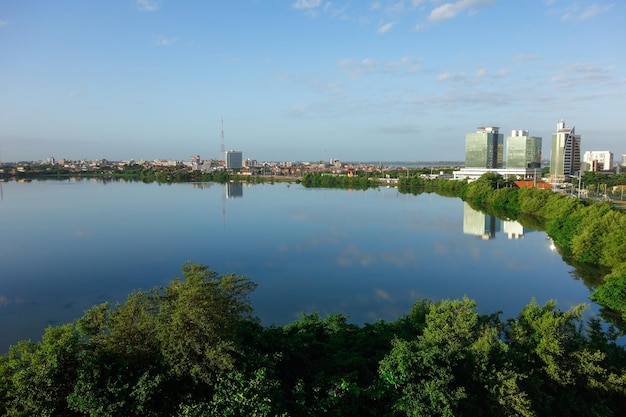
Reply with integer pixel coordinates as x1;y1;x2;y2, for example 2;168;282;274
189;155;201;170
550;119;581;182
583;151;613;171
452;167;540;182
506;130;542;169
243;158;258;168
465;126;503;168
329;158;342;167
622;154;626;167
456;126;539;182
226;150;242;170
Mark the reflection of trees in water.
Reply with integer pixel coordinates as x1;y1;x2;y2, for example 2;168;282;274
597;306;626;334
566;260;609;290
464;196;623;329
402;187;458;198
515;212;545;232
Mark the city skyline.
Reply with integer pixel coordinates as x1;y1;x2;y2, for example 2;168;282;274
1;1;625;162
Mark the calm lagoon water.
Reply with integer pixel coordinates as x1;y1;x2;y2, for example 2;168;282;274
0;179;600;352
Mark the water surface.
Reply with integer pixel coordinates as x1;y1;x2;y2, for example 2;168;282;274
0;179;598;352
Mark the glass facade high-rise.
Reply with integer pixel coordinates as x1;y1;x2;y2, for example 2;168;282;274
226;150;243;170
465;126;503;168
550;119;581;181
506;130;542;169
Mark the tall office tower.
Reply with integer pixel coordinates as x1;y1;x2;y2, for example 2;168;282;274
226;150;242;170
506;130;542;168
583;151;613;171
465;126;503;168
550;119;581;181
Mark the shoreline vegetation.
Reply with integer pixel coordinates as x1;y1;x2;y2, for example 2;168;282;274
396;173;626;328
3;170;626;415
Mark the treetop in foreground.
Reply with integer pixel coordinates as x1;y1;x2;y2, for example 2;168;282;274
1;263;626;417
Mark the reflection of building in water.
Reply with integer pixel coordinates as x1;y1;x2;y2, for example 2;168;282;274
226;182;243;198
502;220;525;239
191;182;214;189
463;202;501;240
221;182;244;226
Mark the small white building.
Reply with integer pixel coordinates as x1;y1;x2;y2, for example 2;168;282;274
583;151;613;171
452;167;541;182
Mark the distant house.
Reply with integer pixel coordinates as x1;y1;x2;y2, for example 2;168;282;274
514;180;552;189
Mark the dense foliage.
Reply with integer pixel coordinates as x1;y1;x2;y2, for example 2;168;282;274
300;172;375;189
1;263;625;416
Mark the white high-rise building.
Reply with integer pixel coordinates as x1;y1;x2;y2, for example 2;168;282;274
550;119;581;182
583;151;613;171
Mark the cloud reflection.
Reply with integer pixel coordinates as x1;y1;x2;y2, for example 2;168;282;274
373;288;392;302
336;244;418;269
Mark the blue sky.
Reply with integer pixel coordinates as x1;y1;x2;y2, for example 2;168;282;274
1;0;625;163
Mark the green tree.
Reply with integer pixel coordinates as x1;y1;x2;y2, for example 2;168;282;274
379;297;518;417
504;299;626;416
156;262;258;385
70;292;164;416
0;324;82;417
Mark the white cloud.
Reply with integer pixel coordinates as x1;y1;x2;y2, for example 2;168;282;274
578;3;613;21
292;0;323;9
377;22;394;33
338;57;375;79
475;68;487;78
290;105;309;116
0;20;9;27
360;58;376;70
437;71;466;82
156;35;178;46
513;54;540;62
559;3;612;22
69;90;86;96
136;0;162;12
551;63;615;89
429;0;495;22
384;56;420;74
339;56;420;78
493;68;510;78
